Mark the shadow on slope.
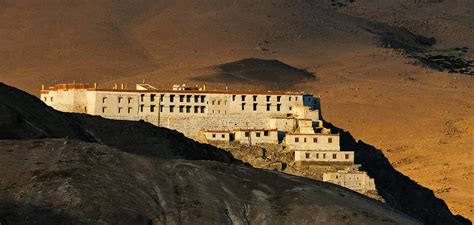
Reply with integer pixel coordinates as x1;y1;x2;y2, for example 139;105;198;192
0;139;421;225
0;201;82;225
0;82;236;163
324;122;472;225
192;58;315;89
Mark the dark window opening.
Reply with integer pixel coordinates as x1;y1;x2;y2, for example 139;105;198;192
266;96;270;102
295;137;299;142
328;138;333;143
245;132;250;137
170;105;175;112
241;103;245;111
253;95;257;101
305;153;310;159
264;130;269;136
179;95;184;102
277;96;281;102
150;94;156;102
241;95;246;101
170;95;175;102
253;103;257;111
333;154;337;159
150;105;155;112
266;104;271;111
256;132;261;137
276;104;281;111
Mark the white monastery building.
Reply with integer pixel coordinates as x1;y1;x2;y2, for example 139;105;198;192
40;82;376;193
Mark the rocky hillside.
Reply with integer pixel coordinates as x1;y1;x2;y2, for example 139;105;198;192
0;83;423;224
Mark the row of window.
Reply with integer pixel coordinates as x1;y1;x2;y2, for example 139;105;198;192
211;134;227;139
295;137;333;143
244;130;270;137
304;153;350;160
241;103;285;111
43;97;54;102
102;105;207;114
232;95;298;102
139;94;206;103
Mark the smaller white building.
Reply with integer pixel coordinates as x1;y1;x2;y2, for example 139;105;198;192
234;128;279;144
203;130;231;142
323;166;376;193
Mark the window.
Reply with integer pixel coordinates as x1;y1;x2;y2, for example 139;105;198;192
266;104;271;111
160;105;163;112
194;106;199;113
277;96;281;102
128;98;133;104
333;154;337;159
222;134;225;138
179;95;184;102
179;105;184;113
140;94;145;102
194;95;199;102
295;97;298;101
200;106;205;113
241;103;245;111
345;154;349;160
304;138;307;143
241;95;246;101
316;153;319;159
264;130;269;136
50;97;54;102
140;105;144;112
245;132;250;137
170;105;175;112
212;134;216;138
118;107;122;113
212;100;215;105
128;107;132;113
102;97;107;103
323;154;326;159
217;100;221;105
313;138;318;143
150;94;156;102
186;95;191;102
305;153;310;159
232;95;236;101
253;103;257;111
44;97;47;101
295;137;299;142
102;107;107;113
253;95;257;101
289;106;292;111
256;132;261;137
266;96;270;102
328;138;333;143
170;95;175;102
118;97;122;103
150;105;155;112
276;104;281;111
289;96;292;101
186;106;191;113
201;96;205;103
160;94;164;102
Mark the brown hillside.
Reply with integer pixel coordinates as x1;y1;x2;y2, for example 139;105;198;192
0;0;472;221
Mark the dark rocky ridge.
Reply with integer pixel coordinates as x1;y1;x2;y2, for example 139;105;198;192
0;83;422;224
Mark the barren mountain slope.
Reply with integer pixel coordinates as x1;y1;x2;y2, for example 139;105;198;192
0;139;422;225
